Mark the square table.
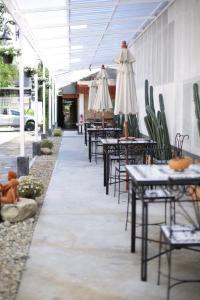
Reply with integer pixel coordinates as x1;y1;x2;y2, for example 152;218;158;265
126;164;200;281
100;138;156;195
84;121;107;146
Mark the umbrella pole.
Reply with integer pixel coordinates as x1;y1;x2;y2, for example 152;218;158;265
125;114;129;190
124;114;129;140
102;111;104;129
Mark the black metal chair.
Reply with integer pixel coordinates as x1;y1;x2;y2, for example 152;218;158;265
113;142;145;203
125;185;175;230
157;186;200;300
91;130;105;163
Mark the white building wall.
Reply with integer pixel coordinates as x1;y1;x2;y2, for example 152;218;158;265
131;0;200;156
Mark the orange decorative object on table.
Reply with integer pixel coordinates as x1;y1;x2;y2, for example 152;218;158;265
168;133;192;171
0;171;19;204
168;156;192;172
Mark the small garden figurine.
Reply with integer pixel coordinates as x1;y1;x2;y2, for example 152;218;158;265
0;171;19;204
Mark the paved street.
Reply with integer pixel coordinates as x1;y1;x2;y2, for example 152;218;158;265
0;130;36;182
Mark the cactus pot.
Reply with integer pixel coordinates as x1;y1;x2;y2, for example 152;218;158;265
168;157;192;172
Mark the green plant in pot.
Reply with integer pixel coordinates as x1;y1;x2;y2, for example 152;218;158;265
40;139;53;155
168;133;192;171
53;128;62;137
18;176;44;199
38;77;46;85
24;66;37;77
0;47;21;64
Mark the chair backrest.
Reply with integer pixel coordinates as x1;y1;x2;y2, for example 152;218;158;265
116;141;147;168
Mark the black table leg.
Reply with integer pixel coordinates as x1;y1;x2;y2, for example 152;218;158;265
141;197;148;281
103;147;106;187
106;150;110;194
84;124;87;145
131;186;136;253
89;134;91;162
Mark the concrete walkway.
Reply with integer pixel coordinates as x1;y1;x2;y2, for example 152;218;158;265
17;131;200;300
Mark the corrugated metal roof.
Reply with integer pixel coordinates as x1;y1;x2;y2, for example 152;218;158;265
3;0;171;87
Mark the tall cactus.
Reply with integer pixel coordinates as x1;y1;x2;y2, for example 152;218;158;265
145;79;149;107
114;114;140;137
150;86;155;114
144;79;172;159
128;114;140;137
193;83;200;136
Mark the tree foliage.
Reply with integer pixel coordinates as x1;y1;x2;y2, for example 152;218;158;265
0;2;18;87
0;56;18;87
0;1;6;33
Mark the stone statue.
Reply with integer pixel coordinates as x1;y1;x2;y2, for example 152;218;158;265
0;171;19;204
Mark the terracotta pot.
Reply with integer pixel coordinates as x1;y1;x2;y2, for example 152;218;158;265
168;157;192;172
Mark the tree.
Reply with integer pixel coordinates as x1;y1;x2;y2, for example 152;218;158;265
0;56;18;87
0;1;18;87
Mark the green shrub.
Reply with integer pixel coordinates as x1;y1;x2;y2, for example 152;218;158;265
53;128;62;137
40;139;53;149
18;176;44;199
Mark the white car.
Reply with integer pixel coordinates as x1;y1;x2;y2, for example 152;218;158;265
0;108;35;131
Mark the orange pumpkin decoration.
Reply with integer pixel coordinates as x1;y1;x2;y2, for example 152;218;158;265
168;156;192;172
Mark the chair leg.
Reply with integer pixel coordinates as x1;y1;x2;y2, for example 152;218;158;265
109;160;112;185
167;247;172;300
164;200;167;224
125;189;130;230
118;171;121;204
157;229;163;285
114;169;117;197
95;142;98;164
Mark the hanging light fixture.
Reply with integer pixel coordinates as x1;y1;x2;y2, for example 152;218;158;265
0;20;16;41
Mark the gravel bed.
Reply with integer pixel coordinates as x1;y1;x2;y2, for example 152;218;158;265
0;136;62;300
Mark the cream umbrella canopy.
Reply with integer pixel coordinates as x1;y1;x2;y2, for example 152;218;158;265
93;65;113;127
114;41;138;139
88;78;97;111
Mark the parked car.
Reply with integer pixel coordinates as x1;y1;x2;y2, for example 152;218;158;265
0;108;35;131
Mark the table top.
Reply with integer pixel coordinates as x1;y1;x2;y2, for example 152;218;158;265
84;121;107;124
87;127;121;133
100;138;155;145
126;164;200;185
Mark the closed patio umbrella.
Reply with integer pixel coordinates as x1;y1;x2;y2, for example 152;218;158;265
88;78;97;112
114;41;138;139
93;65;113;127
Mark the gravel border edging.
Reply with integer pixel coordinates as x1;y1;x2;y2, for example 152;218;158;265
0;136;62;300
